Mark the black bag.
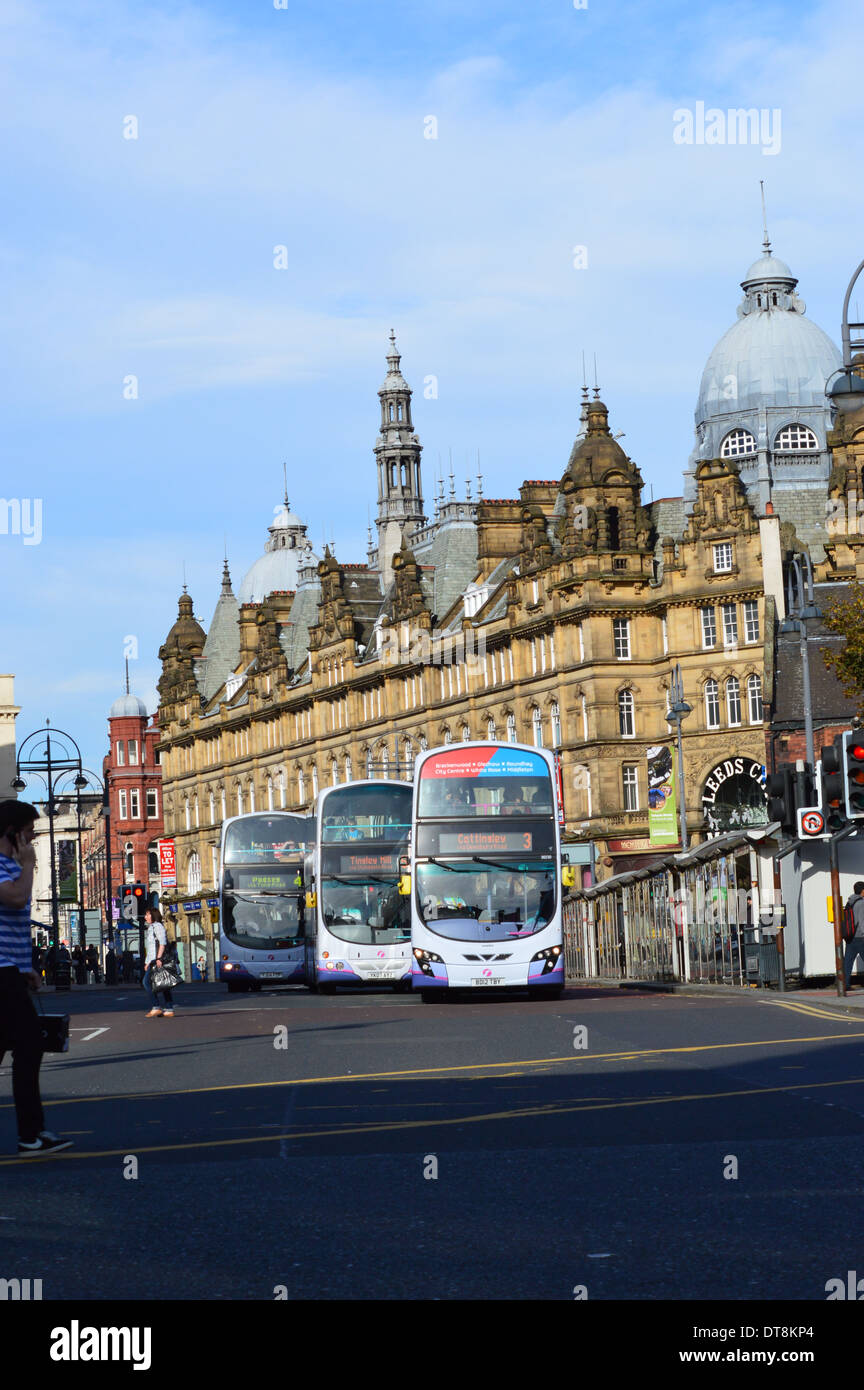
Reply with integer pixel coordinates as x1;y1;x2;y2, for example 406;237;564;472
151;963;181;991
36;997;70;1053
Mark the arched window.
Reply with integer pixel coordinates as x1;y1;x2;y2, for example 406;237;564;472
443;728;453;745
220;788;226;821
532;707;544;748
187;852;202;896
388;403;394;422
236;786;243;817
266;777;273;810
551;701;561;747
249;784;256;814
617;689;635;738
461;724;470;742
124;841;134;876
330;760;338;786
747;674;763;724
404;741;414;779
297;768;305;804
419;734;428;752
506;713;517;744
147;843;159;878
720;428;757;459
774;423;819;452
487;718;497;742
726;676;742;726
704;679;720;729
345;754;353;783
607;506;620;550
312;766;319;798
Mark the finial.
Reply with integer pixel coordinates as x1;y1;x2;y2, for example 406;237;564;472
466;476;472;501
759;180;771;254
477;467;483;498
125;656;130;696
282;461;289;508
593;354;600;399
182;561;187;594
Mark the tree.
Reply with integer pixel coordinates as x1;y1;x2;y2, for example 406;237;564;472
822;579;864;717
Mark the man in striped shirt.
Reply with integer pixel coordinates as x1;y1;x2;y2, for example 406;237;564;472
0;800;72;1156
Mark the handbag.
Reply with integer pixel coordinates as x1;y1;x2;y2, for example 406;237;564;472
35;996;70;1053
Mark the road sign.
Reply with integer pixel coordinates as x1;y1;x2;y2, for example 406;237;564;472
798;807;826;838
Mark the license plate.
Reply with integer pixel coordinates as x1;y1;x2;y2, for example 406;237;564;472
366;973;392;980
259;972;283;978
470;977;504;987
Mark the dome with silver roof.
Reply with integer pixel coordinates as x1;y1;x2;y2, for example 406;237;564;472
695;250;841;424
237;496;310;604
109;693;147;717
685;238;842;555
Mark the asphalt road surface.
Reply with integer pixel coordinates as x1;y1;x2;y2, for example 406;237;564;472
2;981;864;1300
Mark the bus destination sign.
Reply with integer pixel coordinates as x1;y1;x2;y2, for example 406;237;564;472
438;830;533;854
339;852;398;874
236;869;300;892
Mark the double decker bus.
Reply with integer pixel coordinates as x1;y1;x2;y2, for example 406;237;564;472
219;812;313;992
410;743;565;1000
306;781;413;992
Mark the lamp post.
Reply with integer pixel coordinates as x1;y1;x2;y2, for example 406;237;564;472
826;258;864;416
56;766;109;968
778;552;820;768
11;721;88;955
665;663;692;852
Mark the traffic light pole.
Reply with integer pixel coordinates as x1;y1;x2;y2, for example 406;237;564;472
830;824;858;997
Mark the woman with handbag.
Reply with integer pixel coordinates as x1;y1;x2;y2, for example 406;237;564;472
144;908;178;1018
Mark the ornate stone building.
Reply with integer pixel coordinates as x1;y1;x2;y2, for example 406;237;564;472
155;242;852;961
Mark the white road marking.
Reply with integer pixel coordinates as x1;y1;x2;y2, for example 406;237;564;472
69;1027;110;1042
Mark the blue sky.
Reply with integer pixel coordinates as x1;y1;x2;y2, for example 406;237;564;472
2;0;862;778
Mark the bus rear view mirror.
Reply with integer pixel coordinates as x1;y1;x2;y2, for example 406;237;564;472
398;874;412;897
561;866;576;889
305;891;317;910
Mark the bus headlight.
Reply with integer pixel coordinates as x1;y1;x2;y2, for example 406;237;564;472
413;948;443;976
530;946;562;974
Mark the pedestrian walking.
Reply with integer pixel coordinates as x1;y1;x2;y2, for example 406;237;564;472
144;908;177;1017
844;880;864;990
0;800;73;1156
105;947;117;985
85;944;100;984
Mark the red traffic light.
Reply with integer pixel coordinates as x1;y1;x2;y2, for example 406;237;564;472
133;886;144;897
850;742;864;763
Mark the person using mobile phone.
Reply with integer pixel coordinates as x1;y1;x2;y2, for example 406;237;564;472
0;800;73;1156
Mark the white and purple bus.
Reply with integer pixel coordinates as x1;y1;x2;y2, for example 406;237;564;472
219;812;312;992
410;743;565;1000
306;781;413;993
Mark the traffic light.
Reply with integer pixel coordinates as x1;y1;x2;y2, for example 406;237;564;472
822;737;848;832
796;760;829;840
119;883;147;922
766;767;796;831
842;729;864;818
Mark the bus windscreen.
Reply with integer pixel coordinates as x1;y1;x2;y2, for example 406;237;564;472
223;815;310;863
321;785;412;844
417;747;554;819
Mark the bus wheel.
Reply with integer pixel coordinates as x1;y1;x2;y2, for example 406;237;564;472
395;979;413;993
420;990;442;1004
318;983;336;995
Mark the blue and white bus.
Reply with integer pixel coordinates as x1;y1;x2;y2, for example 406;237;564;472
410;743;565;1001
219;812;313;992
306;781;413;993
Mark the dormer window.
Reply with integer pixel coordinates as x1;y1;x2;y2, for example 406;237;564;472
720;429;757;459
713;542;734;574
774;424;819;453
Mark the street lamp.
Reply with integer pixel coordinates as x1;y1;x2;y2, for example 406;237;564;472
665;663;692;851
11;721;87;955
778;552;820;768
826;257;864;416
55;766;111;969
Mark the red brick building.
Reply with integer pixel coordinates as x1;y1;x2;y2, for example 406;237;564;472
83;693;164;928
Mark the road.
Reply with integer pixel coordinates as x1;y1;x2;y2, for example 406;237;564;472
2;981;863;1300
